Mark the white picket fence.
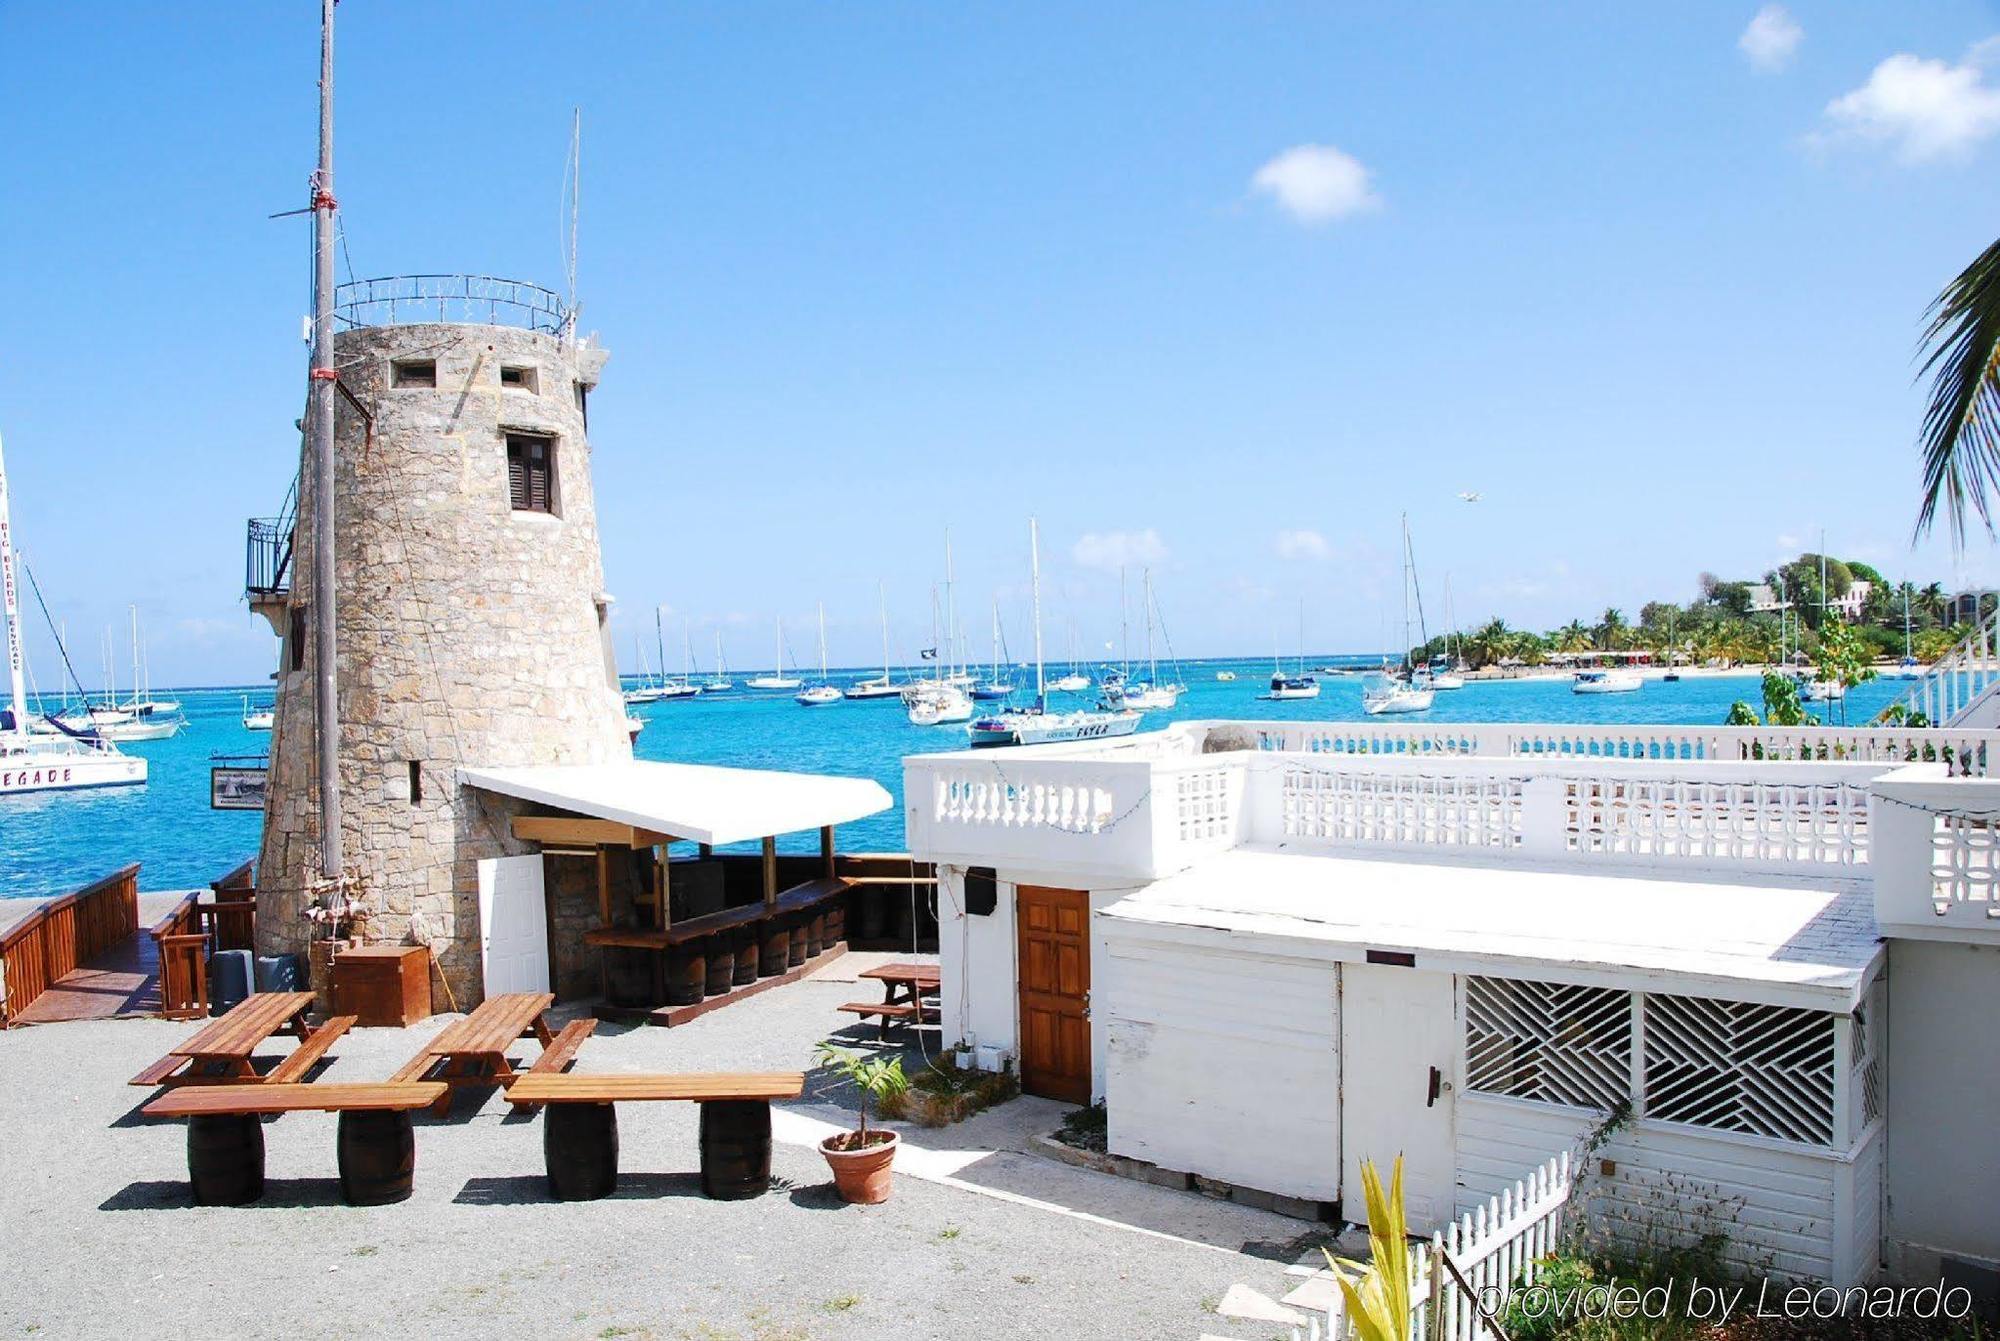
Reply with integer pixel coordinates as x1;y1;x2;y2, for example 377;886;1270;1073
1285;1152;1574;1341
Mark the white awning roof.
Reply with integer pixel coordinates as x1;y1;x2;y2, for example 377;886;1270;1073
459;760;891;846
1100;844;1883;1010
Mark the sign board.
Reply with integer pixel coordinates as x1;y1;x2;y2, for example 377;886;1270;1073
210;765;268;811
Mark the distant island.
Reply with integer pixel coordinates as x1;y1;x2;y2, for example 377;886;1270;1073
1411;552;1987;670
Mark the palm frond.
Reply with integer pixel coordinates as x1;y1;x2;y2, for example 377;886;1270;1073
1916;237;2000;545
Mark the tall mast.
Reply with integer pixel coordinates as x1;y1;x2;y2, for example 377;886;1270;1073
656;606;667;684
1031;517;1045;705
1143;568;1157;680
944;531;958;679
309;0;343;888
878;581;891;680
817;601;829;680
0;434;29;736
129;605;139;710
1119;567;1130;674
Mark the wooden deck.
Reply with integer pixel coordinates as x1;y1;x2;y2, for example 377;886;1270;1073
10;927;164;1024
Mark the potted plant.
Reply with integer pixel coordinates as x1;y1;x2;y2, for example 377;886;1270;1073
814;1041;908;1204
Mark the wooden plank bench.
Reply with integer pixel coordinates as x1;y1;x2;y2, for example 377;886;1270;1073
504;1071;805;1202
142;1082;447;1206
835;1000;933;1040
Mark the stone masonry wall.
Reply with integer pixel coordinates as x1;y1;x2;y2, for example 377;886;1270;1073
256;321;630;1007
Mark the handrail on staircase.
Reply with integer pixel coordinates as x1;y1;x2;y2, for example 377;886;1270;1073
1903;604;2000;727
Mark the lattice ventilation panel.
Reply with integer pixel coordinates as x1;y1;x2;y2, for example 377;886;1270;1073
1281;768;1522;848
1644;993;1835;1145
1465;977;1631;1111
1563;778;1868;867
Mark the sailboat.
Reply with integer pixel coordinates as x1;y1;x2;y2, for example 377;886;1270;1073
1424;577;1467;691
703;628;734;692
623;633;667;704
1049;621;1090;692
1264;599;1320;700
848;584;910;699
746;617;802;691
52;611;187;741
652;611;702;699
905;581;974;724
1109;569;1185;710
969;519;1141;747
1886;582;1922;679
0;432;147;793
971;602;1016;700
795;602;844;706
242;696;275;731
1363;516;1436;716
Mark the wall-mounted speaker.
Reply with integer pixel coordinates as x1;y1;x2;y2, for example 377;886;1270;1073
964;866;998;917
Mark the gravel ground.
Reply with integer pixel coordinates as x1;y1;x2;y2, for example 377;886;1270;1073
0;972;1311;1341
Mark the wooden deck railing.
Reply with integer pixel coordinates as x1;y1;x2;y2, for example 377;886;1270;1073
151;858;259;1021
0;864;141;1026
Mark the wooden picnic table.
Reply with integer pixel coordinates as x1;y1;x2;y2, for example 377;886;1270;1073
838;962;940;1039
391;991;560;1111
135;991;317;1084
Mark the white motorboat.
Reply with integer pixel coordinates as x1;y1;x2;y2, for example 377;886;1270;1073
1214;669;1236;682
1362;678;1434;715
1572;669;1642;694
0;433;146;794
242;696;276;730
968;518;1143;748
795;602;844;706
746;617;803;691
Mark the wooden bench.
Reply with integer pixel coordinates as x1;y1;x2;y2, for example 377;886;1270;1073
835;1000;933;1040
504;1071;805;1202
128;1010;356;1089
142;1082;447;1206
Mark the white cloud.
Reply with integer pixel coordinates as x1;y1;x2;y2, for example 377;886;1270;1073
1250;144;1380;224
1274;528;1333;561
1071;529;1168;571
1820;45;2000;161
1738;5;1802;72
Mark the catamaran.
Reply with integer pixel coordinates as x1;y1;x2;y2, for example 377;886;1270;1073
969;519;1140;747
746;617;802;691
0;432;146;794
795;602;844;706
848;584;910;699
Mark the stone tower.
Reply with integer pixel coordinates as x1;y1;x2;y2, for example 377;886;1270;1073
256;292;630;1006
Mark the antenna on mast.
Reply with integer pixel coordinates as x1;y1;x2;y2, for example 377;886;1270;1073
562;107;581;342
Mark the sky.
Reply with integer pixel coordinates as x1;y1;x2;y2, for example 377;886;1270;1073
5;2;2000;685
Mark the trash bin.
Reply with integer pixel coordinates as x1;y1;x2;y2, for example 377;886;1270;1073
208;949;255;1015
254;953;307;995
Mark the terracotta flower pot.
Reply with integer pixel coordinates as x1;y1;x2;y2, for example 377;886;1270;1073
819;1129;898;1204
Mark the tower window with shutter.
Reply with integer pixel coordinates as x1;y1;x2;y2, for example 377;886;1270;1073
506;433;556;514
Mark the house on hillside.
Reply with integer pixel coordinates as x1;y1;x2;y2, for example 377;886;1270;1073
905;719;2000;1294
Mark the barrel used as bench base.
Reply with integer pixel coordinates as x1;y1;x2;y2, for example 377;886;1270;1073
544;1101;619;1201
337;1110;417;1206
188;1113;265;1206
699;1099;773;1201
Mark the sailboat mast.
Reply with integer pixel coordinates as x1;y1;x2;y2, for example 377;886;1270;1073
129;605;139;710
308;0;343;886
1119;567;1130;674
817;601;829;680
1031;517;1045;704
0;433;30;735
656;606;667;683
878;581;891;680
1144;569;1157;680
945;532;958;680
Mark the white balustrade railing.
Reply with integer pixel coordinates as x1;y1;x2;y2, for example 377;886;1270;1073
1869;765;2000;943
1902;605;2000;726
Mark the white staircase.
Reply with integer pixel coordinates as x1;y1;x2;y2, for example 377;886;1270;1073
1903;606;2000;727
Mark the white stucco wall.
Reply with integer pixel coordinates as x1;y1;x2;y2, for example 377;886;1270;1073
1884;938;2000;1276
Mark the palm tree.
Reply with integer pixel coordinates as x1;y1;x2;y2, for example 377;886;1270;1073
1597;607;1627;651
1917;239;2000;544
1917;581;1949;628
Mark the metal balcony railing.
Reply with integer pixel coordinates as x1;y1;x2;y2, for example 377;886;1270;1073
246;473;297;599
333;274;572;334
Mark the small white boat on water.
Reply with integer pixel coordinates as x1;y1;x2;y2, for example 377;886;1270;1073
0;433;146;794
1215;669;1236;682
703;629;733;693
1796;674;1845;702
746;617;802;691
1266;671;1319;700
1363;678;1435;715
242;697;275;730
904;680;973;724
795;602;844;707
1049;671;1090;693
1573;669;1643;694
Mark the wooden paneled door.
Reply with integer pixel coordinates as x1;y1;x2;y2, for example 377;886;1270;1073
1016;885;1091;1104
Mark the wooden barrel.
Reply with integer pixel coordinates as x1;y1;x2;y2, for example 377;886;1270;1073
703;944;734;996
731;927;760;984
892;892;915;947
188;1113;264;1206
787;917;809;969
852;887;886;943
822;898;846;947
544;1102;619;1200
666;947;706;1006
805;912;825;959
336;1110;416;1206
758;920;788;977
698;1099;772;1200
606;948;656;1008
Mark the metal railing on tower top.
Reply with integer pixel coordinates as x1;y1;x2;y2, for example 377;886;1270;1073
333;274;572;334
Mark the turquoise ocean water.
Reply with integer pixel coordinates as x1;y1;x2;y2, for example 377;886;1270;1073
0;662;1913;905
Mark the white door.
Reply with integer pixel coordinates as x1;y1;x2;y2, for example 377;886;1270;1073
477;855;550;997
1340;964;1458;1233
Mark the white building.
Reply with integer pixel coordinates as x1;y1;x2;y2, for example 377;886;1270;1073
905;719;2000;1292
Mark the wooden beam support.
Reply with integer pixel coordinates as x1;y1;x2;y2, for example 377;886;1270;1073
698;843;713;860
512;815;669;849
820;825;836;879
595;848;611;1002
657;843;672;931
762;837;778;908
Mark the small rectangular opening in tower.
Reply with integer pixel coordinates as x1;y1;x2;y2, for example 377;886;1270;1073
391;358;437;388
506;433;556;514
288;605;306;672
499;364;538;394
408;760;423;806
